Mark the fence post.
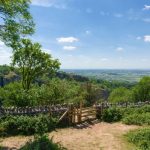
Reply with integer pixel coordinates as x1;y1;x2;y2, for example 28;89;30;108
68;104;73;126
101;103;104;120
78;101;82;123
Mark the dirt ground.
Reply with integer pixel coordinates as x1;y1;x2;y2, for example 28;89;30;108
0;121;139;150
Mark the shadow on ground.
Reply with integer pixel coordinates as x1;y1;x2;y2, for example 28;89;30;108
74;119;100;129
0;146;17;150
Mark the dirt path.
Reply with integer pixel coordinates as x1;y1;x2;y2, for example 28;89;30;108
0;122;139;150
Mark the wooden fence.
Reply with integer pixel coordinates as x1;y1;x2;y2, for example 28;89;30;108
94;101;150;109
68;106;97;124
0;104;69;116
0;101;150;124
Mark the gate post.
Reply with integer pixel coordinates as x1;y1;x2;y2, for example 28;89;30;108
68;104;74;125
78;100;83;123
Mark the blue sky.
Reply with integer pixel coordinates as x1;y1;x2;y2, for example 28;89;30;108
1;0;150;69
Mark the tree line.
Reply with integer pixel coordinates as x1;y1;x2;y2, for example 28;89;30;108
0;0;149;108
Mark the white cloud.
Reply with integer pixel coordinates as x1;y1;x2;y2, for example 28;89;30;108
42;48;52;54
143;5;150;10
32;0;52;7
31;0;67;9
144;35;150;42
136;36;142;40
57;37;79;43
113;13;123;18
116;47;124;52
63;46;76;51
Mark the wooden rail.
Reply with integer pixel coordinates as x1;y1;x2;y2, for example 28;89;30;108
0;101;149;125
94;101;150;109
0;104;69;116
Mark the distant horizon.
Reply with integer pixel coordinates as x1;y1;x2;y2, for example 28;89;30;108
61;68;150;70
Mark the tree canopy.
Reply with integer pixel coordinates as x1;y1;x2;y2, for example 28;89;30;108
108;87;132;103
0;0;34;49
12;39;60;90
132;76;150;102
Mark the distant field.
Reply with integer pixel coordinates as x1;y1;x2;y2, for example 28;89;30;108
63;69;150;82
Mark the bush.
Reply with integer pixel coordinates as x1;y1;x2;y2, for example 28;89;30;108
100;105;150;124
121;105;150;117
0;82;40;107
122;113;150;125
20;135;66;150
108;87;132;103
126;128;150;150
0;115;57;136
102;107;122;122
0;79;87;107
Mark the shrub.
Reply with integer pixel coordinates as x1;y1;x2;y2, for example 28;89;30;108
122;113;150;125
0;79;87;107
108;87;132;103
100;105;150;124
0;82;40;107
121;105;150;117
102;107;122;122
0;115;57;136
20;135;66;150
126;128;150;150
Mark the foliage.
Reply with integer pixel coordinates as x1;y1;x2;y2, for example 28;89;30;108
0;78;87;107
93;78;135;90
36;78;87;105
0;82;40;107
56;71;89;82
108;76;150;103
132;76;150;102
0;65;12;75
102;107;122;122
100;105;150;124
0;115;57;136
84;82;106;106
108;87;132;103
121;105;150;117
0;0;34;49
20;135;66;150
126;128;150;150
122;113;150;125
12;39;60;90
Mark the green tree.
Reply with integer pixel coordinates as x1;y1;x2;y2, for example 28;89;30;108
0;0;34;48
12;39;60;90
108;87;132;103
36;78;87;105
0;82;39;106
0;79;87;107
132;76;150;102
84;82;104;106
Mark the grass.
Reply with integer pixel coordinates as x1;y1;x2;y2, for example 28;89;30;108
125;127;150;150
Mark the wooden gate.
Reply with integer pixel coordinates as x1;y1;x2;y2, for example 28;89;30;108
69;106;97;124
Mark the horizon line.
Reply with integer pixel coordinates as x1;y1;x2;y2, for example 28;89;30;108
61;68;150;70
